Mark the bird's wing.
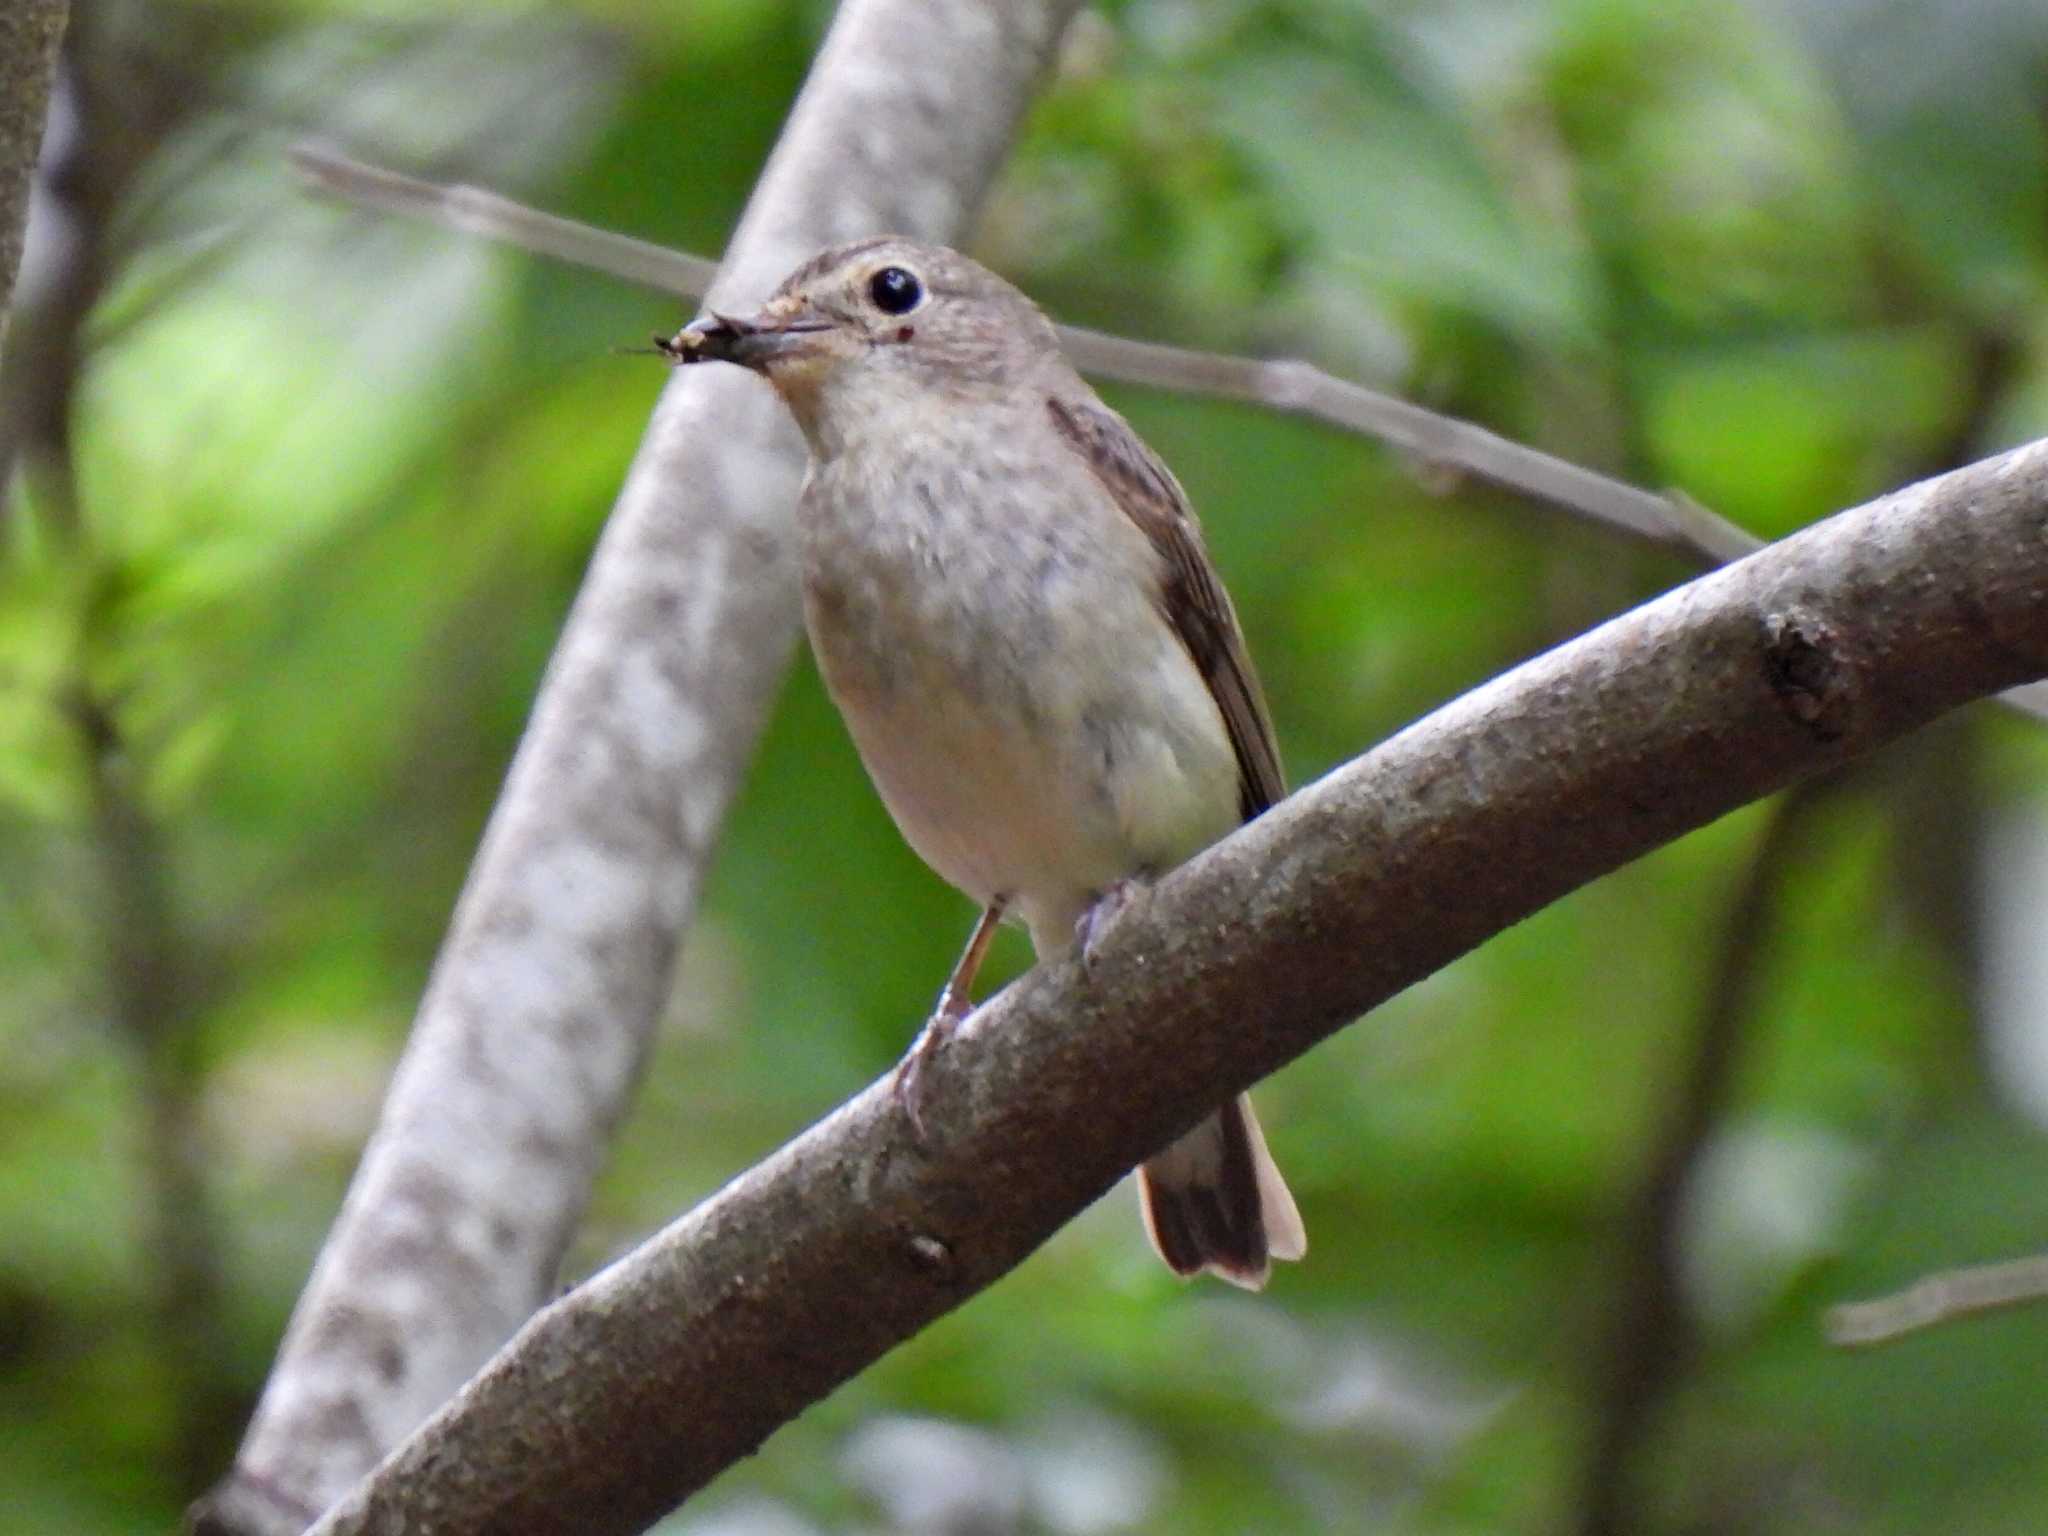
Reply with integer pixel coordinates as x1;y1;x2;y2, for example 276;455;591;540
1047;394;1285;820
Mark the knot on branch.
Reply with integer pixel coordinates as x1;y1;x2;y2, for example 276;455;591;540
1762;610;1854;742
906;1233;956;1279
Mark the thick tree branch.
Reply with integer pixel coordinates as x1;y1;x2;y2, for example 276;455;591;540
0;0;67;360
198;5;1084;1532
281;144;2048;728
304;441;2048;1536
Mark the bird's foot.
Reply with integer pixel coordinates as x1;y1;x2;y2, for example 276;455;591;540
1075;876;1147;970
893;996;967;1144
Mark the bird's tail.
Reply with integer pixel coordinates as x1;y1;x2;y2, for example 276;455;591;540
1137;1094;1305;1290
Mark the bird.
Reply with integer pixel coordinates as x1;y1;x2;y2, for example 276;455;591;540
659;238;1304;1289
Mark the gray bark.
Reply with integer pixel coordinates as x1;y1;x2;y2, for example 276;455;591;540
198;4;1083;1532
0;0;67;362
303;440;2048;1536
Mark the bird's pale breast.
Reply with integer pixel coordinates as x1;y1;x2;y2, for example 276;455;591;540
799;408;1242;955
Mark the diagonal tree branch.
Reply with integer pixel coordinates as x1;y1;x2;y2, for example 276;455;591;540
280;143;2048;728
197;4;1085;1532
304;440;2048;1536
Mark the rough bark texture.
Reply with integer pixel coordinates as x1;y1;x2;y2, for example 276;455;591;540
303;441;2048;1536
0;0;67;361
200;4;1083;1532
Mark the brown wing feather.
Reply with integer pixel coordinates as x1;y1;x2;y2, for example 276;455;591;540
1047;395;1284;820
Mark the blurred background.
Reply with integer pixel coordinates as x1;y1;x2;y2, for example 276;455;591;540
7;0;2048;1531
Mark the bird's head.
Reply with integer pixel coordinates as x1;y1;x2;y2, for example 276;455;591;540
658;238;1060;448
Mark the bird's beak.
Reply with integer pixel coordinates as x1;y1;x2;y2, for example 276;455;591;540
655;308;836;372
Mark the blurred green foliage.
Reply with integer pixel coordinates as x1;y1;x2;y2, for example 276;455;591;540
6;0;2048;1532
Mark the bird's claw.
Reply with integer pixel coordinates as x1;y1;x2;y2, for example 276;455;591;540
1074;877;1145;969
893;1001;964;1144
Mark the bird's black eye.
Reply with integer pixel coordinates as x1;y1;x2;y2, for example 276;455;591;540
868;266;923;315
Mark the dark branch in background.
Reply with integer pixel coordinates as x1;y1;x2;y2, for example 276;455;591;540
1577;322;2025;1529
197;5;1087;1533
280;145;2048;728
0;0;67;357
1810;351;2023;1353
1576;781;1835;1536
1886;721;1994;1098
2;6;204;516
2;1;242;1497
1827;1252;2048;1346
72;689;242;1497
1880;327;2022;1099
299;441;2048;1536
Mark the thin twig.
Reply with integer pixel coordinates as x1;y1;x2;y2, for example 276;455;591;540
1827;1253;2048;1347
1057;330;1745;555
281;143;2048;727
285;142;1705;553
289;143;719;301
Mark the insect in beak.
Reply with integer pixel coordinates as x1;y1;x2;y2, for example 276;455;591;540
655;310;835;370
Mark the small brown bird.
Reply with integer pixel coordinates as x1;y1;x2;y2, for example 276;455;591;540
662;239;1304;1288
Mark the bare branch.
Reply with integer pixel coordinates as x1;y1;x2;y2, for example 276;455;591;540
279;143;2048;729
288;143;719;301
284;142;1710;553
1827;1253;2048;1347
1055;331;1738;553
303;440;2048;1536
198;4;1086;1532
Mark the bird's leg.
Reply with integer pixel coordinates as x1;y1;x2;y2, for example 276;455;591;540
1074;875;1148;969
894;897;1007;1141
